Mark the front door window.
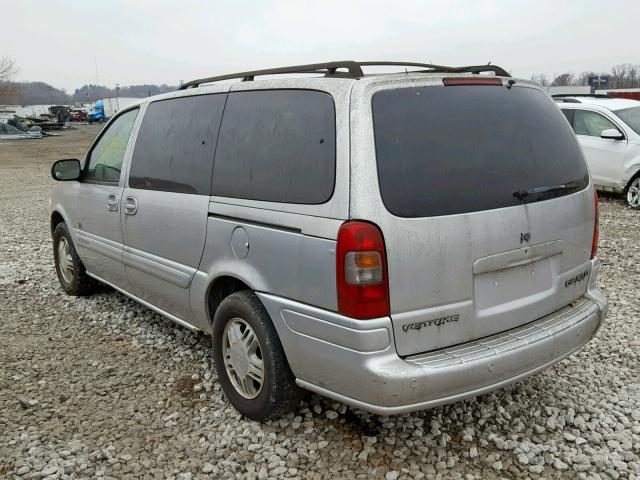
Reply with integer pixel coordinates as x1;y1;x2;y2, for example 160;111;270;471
85;109;139;183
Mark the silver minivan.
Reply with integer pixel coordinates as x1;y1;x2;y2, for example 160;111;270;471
49;61;607;421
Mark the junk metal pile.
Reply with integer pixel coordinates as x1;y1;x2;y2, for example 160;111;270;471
0;107;70;140
0;119;45;140
0;126;638;480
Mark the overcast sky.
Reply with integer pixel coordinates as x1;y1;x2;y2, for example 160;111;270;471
4;0;639;92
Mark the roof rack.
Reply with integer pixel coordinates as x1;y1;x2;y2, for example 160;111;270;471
179;61;511;90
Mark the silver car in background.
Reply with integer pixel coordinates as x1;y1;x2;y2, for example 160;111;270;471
49;61;607;421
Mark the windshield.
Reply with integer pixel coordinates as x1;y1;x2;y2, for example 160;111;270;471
615;106;640;135
372;85;589;218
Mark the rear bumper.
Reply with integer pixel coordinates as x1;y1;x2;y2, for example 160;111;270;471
257;262;607;415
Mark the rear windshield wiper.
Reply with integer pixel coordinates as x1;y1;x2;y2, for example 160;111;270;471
513;180;584;201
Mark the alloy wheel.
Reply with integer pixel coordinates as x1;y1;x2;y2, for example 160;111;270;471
627;177;640;208
222;318;264;399
57;237;74;283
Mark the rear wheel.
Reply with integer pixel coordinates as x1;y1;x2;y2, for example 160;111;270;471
624;175;640;209
211;291;299;421
53;222;96;295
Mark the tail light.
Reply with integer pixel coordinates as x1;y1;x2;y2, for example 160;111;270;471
443;77;503;86
336;221;390;319
591;190;599;259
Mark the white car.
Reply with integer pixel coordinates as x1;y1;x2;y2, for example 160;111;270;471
555;95;640;208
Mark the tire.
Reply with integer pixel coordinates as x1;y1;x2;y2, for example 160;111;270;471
211;291;299;421
624;174;640;209
53;222;96;296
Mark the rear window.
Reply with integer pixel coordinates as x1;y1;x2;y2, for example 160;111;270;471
212;90;336;204
372;85;589;218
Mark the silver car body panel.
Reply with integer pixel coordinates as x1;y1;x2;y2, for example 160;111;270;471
258;259;606;414
121;189;210;320
190;209;340;332
49;72;608;415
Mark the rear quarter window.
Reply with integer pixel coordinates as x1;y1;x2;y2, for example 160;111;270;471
211;89;336;204
372;85;589;218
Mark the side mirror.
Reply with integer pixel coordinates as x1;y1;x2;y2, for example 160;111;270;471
601;128;624;140
51;159;81;181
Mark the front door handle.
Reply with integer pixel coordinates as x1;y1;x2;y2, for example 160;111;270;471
107;194;119;212
123;196;138;215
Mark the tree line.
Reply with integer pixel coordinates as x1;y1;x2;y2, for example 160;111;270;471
0;80;176;106
531;63;640;88
0;55;176;105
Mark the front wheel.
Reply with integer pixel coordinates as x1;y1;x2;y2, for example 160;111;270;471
53;222;96;295
211;291;299;421
625;175;640;209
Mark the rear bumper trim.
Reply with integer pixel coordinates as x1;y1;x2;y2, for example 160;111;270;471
296;330;591;415
405;297;596;368
258;278;606;415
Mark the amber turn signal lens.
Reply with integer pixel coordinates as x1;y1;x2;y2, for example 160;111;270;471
353;252;381;269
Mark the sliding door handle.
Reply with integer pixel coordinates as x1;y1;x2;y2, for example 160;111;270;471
123;196;138;215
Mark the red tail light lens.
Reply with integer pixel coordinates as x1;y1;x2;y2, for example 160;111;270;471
336;221;390;319
591;190;599;259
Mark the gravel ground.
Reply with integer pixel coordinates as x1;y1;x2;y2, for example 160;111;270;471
0;125;639;480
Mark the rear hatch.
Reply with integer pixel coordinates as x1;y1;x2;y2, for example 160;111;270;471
369;79;595;356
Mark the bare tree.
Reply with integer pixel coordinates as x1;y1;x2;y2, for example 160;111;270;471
576;71;595;86
0;56;19;103
530;73;549;87
0;56;16;82
551;73;575;87
610;63;640;89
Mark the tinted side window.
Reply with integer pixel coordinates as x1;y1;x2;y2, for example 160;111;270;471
85;109;138;183
561;108;575;126
212;90;336;204
573;110;619;137
129;94;226;194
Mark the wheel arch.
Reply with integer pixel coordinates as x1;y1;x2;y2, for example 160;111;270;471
206;275;252;326
622;152;640;187
50;210;69;236
624;169;640;208
624;168;640;190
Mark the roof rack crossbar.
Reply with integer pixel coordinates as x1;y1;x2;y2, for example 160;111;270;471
179;61;365;89
179;61;510;90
